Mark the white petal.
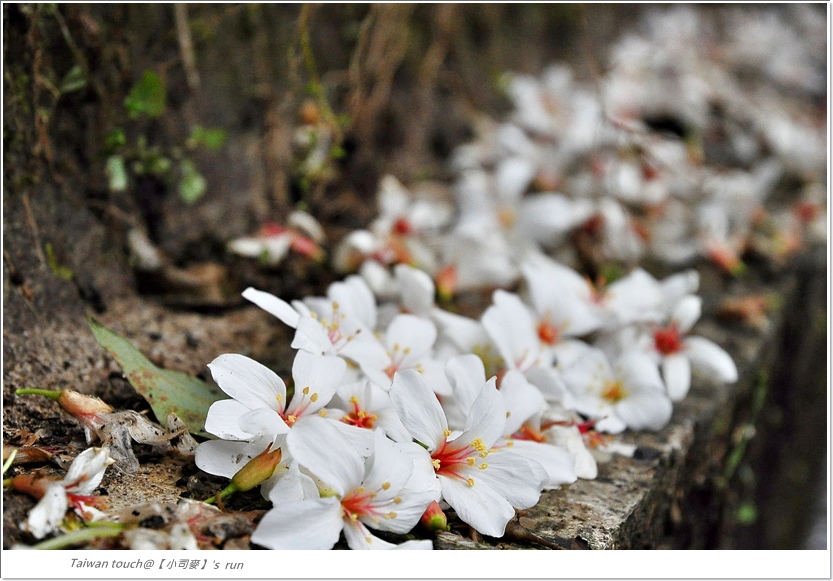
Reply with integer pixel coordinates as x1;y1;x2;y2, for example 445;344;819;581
517;193;583;245
685;336;739;383
239;407;289;438
662;353;691;401
62;447;111;494
394;264;436;317
328;275;377;330
291;317;337;356
242;287;300;328
473;450;547;507
456;378;506;449
615;351;665;392
285;416;364;496
24;484;68;539
439;475;516;537
614;388;673;432
385;314;437;361
390;369;448;451
506;440;577;489
204;399;257;440
287;352;345;416
482;291;539;370
671;295;702;333
445;354;487;416
326;419;375;457
195;439;270;480
208;354;285;412
545;425;597;479
499;371;546;436
495;156;536;203
251;497;343;550
343;520;398;550
264;462;313;504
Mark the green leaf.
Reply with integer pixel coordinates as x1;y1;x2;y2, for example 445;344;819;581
178;158;207;203
105;155;128;192
124;70;167;119
105;129;126;151
59;65;87;94
188;125;227;151
736;501;758;525
87;317;225;436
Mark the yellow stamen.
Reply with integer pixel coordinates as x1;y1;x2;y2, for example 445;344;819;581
381;482;390;490
466;478;475;487
310;393;319;402
602;380;628;403
478;463;488;470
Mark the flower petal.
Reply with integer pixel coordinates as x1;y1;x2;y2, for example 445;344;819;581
286;352;345;416
445;354;487;415
285;415;364;496
62;447;111;494
505;439;577;489
291;317;337;357
390;369;448;451
242;287;300;328
456;378;506;449
24;484;68;539
251;497;343;550
662;353;691;401
685;336;739;383
613;387;673;432
671;295;702;333
207;354;286;412
499;371;546;436
195;439;271;480
204;399;256;440
438;475;516;537
473;450;547;508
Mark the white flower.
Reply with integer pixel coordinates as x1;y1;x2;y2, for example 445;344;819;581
328;379;412;443
349;313;450;395
390;369;547;537
561;347;672;434
19;447;113;539
228;213;325;266
206;351;345;436
252;421;437;550
196;351;372;484
242;282;378;362
649;295;739;400
481;290;554;374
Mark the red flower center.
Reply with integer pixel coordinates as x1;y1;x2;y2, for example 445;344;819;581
341;398;377;430
654;324;683;355
537;320;560;345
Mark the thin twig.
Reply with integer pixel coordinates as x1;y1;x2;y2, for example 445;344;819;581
174;4;201;92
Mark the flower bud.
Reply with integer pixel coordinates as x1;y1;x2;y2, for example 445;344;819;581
435;265;457;303
57;390;114;418
419;500;449;532
230;447;283;493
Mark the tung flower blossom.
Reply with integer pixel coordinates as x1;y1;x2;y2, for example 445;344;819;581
12;447;113;539
252;420;436;549
390;368;547;537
